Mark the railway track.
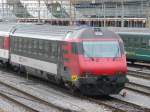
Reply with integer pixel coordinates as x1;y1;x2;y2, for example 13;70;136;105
127;66;150;96
29;79;150;112
125;82;150;96
128;62;150;80
0;81;75;112
89;96;149;112
0;73;126;112
0;67;149;112
0;69;113;112
68;62;150;111
128;62;150;68
128;69;150;80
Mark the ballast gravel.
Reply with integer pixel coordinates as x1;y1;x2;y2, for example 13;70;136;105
0;71;112;112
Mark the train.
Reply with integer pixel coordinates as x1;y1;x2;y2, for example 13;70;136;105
0;23;128;95
108;27;150;63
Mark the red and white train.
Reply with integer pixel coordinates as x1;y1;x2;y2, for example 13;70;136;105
0;23;128;95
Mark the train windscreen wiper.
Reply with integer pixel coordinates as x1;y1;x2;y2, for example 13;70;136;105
83;50;95;61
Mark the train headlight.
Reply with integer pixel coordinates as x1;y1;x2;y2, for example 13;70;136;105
71;74;78;81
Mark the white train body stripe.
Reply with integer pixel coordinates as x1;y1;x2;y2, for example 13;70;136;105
0;49;9;59
11;54;57;74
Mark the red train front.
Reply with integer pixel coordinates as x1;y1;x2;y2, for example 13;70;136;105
63;27;128;95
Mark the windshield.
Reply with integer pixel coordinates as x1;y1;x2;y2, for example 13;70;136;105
83;41;121;58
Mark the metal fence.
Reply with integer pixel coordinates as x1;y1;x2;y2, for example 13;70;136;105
0;0;150;27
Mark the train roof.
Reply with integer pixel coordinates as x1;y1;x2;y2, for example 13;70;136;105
0;22;33;36
0;23;17;36
107;27;150;35
11;24;120;41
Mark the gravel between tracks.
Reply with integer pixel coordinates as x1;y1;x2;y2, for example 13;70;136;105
0;68;150;112
0;95;32;112
111;89;150;109
0;70;112;112
127;75;150;88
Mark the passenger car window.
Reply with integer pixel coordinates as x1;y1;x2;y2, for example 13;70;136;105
38;40;43;56
149;40;150;46
44;41;49;58
0;37;4;49
33;40;37;55
51;42;58;61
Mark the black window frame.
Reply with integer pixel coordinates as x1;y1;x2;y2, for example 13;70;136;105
11;36;60;63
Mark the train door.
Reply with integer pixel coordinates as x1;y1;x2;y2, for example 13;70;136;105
55;41;64;84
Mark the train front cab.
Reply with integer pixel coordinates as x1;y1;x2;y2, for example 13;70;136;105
0;34;10;65
62;28;128;95
0;23;17;66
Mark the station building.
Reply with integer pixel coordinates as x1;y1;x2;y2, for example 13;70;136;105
0;0;150;27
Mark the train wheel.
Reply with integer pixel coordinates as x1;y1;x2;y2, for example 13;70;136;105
70;86;78;94
55;75;64;87
12;65;22;75
2;62;9;69
0;61;8;68
131;61;135;64
20;66;26;73
5;62;10;69
65;82;79;94
12;66;20;72
17;65;21;75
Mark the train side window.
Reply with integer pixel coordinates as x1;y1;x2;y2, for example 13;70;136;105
33;40;38;55
26;38;30;54
149;40;150;47
72;42;83;54
141;38;147;48
131;37;135;46
51;42;58;61
44;40;49;58
38;40;43;56
0;37;4;49
14;37;17;52
21;38;24;54
119;42;124;54
18;38;22;53
23;38;28;54
11;38;15;52
16;37;20;54
140;37;143;46
41;40;44;55
30;39;34;56
20;38;25;55
133;38;138;47
72;42;78;54
127;38;131;47
136;38;140;48
122;38;126;47
16;38;19;53
28;38;32;55
126;38;130;46
14;37;18;53
20;38;22;54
